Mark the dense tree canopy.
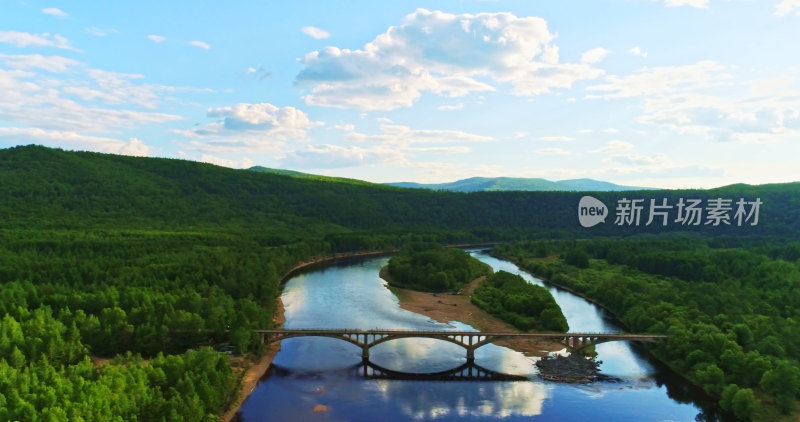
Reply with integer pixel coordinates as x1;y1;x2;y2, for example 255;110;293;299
471;271;568;332
1;146;799;420
495;236;800;420
387;242;490;292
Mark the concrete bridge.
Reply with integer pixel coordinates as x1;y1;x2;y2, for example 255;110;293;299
255;329;666;361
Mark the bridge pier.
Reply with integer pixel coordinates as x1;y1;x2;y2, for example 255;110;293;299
466;348;475;362
362;346;370;360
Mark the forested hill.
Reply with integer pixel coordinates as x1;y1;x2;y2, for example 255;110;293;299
386;176;652;192
1;145;799;239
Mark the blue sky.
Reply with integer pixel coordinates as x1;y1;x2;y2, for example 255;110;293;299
1;0;799;188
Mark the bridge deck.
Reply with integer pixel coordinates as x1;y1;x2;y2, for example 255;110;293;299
254;328;666;340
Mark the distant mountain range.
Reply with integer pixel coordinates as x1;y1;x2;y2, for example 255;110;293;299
248;167;653;192
388;177;654;192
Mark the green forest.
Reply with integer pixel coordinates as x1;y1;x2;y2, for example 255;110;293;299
386;243;490;292
493;236;800;421
1;145;799;420
471;271;569;332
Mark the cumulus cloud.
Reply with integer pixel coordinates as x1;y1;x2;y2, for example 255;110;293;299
301;26;331;39
580;47;610;64
334;124;355;131
775;0;800;16
587;61;730;98
0;127;152;156
0;31;80;51
188;40;211;50
176;102;322;154
42;7;68;17
627;46;648;58
296;9;603;110
147;34;166;43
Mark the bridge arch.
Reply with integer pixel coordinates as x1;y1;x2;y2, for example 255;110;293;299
261;331;365;349
255;330;666;362
369;333;470;351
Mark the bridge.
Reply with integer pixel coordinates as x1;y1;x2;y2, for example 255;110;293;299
255;329;666;361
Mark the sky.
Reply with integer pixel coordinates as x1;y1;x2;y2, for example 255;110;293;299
1;0;799;189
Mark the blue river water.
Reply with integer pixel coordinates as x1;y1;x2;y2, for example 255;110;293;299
236;250;721;421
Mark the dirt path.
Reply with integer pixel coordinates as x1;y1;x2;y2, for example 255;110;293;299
382;268;564;358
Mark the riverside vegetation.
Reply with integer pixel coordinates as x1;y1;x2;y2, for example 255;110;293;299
386;243;567;332
1;145;800;420
494;236;800;421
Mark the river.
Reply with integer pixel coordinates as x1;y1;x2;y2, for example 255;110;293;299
235;250;722;421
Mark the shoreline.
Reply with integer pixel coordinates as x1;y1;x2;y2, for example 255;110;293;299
222;250;394;420
221;298;285;422
380;266;564;358
221;243;513;420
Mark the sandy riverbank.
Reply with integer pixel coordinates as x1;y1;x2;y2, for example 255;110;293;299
221;246;543;420
380;267;564;358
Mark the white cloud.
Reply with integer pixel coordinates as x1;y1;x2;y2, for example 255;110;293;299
580;47;610;64
301;26;331;40
243;66;272;80
0;31;79;51
86;27;117;37
62;68;176;108
590;140;634;154
334;124;355;131
147;34;166;43
608;154;668;166
587;60;730;98
176;102;322;154
0;67;183;132
278;144;404;169
438;103;464;111
188;40;211;50
200;154;254;168
347;124;492;145
0;127;151;156
406;146;471;154
663;0;709;8
775;0;800;16
636;92;800;142
539;136;573;142
627;46;648;58
296;9;603;110
0;53;79;73
42;7;68;17
535;147;571;155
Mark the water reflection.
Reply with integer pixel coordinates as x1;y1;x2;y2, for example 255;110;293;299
272;360;529;381
237;252;707;421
